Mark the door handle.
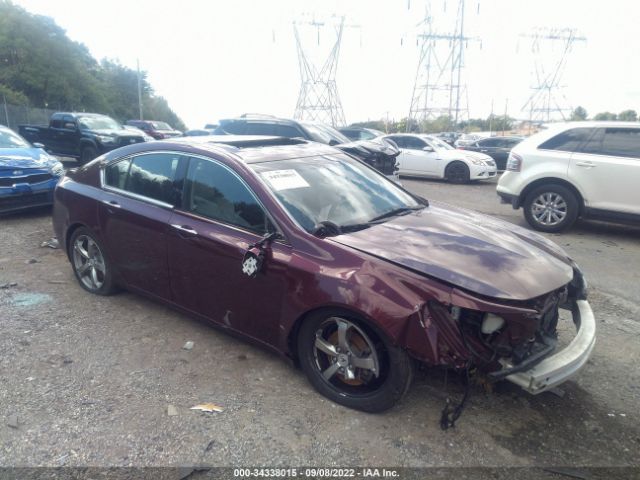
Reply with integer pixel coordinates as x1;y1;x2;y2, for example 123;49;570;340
575;161;597;168
101;199;121;208
171;224;198;236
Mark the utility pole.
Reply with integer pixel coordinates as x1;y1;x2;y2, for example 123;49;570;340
137;59;143;120
521;27;586;123
2;94;9;128
408;0;480;131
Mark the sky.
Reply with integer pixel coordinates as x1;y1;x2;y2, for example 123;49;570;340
12;0;640;129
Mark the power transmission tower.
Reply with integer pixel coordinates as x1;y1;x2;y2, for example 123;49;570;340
408;0;479;131
293;16;350;127
521;27;586;123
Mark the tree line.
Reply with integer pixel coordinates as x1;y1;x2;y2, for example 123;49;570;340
570;106;638;122
351;114;516;135
0;1;186;130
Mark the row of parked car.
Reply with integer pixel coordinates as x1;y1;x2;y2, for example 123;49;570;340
2;110;639;234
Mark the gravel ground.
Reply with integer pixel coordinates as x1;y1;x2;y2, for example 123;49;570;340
0;175;639;475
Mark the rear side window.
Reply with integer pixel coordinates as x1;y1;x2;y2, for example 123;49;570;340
105;153;182;205
183;157;270;234
538;128;593;152
386;136;406;148
600;128;640;158
276;124;304;138
245;123;276;136
220;121;247;135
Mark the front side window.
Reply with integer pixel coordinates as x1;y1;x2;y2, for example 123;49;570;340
405;136;427;150
538;128;593;152
104;153;181;205
104;159;131;190
183;157;270;234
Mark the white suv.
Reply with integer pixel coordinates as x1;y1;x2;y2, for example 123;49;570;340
497;121;640;232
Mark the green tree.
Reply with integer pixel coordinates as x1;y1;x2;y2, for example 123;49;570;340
594;112;618;121
570;106;588;121
0;1;184;128
618;109;638;122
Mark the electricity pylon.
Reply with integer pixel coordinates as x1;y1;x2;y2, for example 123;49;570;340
408;0;479;131
293;16;347;127
521;27;586;123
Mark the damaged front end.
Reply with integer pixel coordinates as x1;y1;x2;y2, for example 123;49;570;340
418;266;595;395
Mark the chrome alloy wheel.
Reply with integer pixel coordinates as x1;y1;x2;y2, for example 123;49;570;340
531;192;568;226
72;235;106;291
313;317;380;387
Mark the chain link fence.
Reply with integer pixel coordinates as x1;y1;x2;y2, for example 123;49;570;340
1;101;56;132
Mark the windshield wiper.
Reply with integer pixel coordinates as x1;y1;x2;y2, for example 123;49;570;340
311;220;371;238
369;205;424;223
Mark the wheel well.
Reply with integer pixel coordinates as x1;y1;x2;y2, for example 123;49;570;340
519;178;585;213
64;223;87;259
286;306;386;366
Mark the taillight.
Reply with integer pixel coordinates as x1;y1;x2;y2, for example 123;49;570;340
506;153;523;172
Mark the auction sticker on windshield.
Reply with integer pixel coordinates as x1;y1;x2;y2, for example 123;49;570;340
261;169;309;191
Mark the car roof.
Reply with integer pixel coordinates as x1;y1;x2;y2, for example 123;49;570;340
544;121;640;130
161;135;340;163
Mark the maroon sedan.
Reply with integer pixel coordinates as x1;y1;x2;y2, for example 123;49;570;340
52;136;595;412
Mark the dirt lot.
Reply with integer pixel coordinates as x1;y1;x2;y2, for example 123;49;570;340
1;175;639;473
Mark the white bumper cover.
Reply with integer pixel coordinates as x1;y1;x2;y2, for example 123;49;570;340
503;300;596;394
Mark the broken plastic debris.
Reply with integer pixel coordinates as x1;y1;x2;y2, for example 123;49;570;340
183;341;194;350
40;238;59;249
190;403;224;413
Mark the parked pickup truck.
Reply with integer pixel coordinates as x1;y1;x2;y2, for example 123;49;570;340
19;112;151;163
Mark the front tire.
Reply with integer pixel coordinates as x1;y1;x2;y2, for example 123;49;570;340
445;161;471;184
80;145;97;164
297;310;413;413
523;184;579;232
69;227;116;295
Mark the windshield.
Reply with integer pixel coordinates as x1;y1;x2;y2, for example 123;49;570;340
78;115;121;131
424;136;454;150
251;153;422;232
301;121;350;145
151;121;172;130
0;128;30;148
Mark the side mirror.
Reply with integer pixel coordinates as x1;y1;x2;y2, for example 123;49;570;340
328;139;340;146
240;232;278;278
422;146;434;152
33;142;45;149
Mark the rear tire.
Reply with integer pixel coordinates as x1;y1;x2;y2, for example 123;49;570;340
69;227;116;295
523;184;579;232
445;161;471;184
80;145;97;164
297;310;413;413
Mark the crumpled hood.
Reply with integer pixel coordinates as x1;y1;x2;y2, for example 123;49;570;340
0;148;58;170
331;202;574;301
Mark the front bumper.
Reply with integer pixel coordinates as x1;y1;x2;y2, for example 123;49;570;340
0;179;58;213
470;164;498;181
500;299;596;394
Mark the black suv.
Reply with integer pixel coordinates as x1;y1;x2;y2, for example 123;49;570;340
214;115;399;180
